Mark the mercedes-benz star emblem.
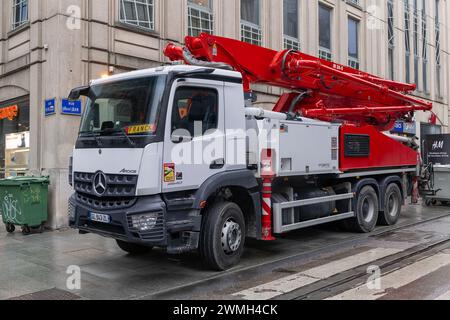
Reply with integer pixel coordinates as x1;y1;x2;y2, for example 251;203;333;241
93;172;107;196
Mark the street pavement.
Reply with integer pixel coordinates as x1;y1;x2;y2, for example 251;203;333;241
1;201;450;300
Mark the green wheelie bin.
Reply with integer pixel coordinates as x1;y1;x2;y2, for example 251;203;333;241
0;176;50;235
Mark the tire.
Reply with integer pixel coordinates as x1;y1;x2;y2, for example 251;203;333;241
199;201;246;271
6;223;15;233
378;183;402;226
344;186;379;233
424;199;433;207
116;240;153;255
22;226;31;235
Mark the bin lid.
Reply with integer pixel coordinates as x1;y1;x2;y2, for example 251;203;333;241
434;165;450;172
0;176;50;186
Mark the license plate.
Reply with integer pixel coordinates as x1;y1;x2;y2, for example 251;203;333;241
89;213;111;224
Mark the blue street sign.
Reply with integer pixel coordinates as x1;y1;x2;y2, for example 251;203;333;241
391;121;416;135
45;98;56;116
392;121;404;133
403;122;417;135
61;99;82;116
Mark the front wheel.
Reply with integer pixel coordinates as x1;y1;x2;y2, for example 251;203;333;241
199;201;246;271
116;240;153;255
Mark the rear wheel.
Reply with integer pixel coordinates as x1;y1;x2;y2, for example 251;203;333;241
378;184;402;226
199;201;246;271
22;226;31;235
116;240;153;255
344;186;379;233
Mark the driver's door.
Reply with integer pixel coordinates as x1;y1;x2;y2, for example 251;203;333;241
162;78;226;193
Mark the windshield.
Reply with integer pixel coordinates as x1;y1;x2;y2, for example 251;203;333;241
80;75;167;137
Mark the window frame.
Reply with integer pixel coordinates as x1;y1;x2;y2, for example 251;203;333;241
170;86;220;140
187;0;214;37
119;0;155;31
387;0;395;80
283;0;300;50
12;0;29;30
347;16;360;70
240;0;262;46
404;0;412;83
318;3;333;61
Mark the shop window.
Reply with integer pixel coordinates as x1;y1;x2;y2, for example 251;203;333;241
0;97;30;177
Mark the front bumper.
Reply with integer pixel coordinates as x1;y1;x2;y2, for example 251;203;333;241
69;194;171;246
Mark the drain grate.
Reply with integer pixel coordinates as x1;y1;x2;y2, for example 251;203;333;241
10;288;82;300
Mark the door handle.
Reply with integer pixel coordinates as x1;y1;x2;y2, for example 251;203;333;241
210;158;225;170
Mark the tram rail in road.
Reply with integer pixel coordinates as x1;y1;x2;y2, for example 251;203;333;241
140;209;450;300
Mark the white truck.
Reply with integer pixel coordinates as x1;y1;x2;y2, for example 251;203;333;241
68;36;430;270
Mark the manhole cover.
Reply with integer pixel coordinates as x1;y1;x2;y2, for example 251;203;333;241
10;288;81;300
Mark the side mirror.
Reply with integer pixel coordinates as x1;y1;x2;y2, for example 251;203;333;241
68;85;90;100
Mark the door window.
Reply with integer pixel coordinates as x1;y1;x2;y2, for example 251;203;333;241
171;87;219;139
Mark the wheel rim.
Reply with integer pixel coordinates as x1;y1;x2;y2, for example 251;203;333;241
221;218;242;255
362;196;375;223
387;192;399;218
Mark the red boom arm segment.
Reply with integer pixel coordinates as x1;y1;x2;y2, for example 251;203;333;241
164;33;432;131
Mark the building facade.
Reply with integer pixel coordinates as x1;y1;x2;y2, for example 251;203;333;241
0;0;449;228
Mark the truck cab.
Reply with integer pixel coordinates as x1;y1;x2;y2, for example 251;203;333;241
69;66;260;270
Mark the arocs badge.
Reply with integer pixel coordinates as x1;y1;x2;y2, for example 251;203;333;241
164;163;176;183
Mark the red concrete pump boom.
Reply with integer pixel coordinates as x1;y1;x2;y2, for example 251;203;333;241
164;33;432;131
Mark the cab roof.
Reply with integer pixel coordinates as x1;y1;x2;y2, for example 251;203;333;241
90;65;242;86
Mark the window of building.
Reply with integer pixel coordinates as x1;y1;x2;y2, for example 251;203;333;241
413;0;420;88
421;0;428;93
171;87;219;139
387;0;395;80
348;17;359;69
119;0;154;30
241;0;262;45
319;4;332;61
0;96;30;178
188;0;214;37
12;0;28;30
404;0;411;83
347;0;361;7
283;0;300;51
435;0;442;97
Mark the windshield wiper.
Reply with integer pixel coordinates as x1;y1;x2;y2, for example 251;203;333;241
99;128;136;148
79;131;104;147
119;128;136;148
79;129;136;147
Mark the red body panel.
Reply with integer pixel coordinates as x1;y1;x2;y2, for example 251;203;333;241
164;34;432;131
339;125;418;172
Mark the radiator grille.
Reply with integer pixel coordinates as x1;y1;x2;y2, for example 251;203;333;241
76;193;137;211
74;172;138;198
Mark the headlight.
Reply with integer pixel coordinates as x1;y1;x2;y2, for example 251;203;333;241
131;213;158;231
